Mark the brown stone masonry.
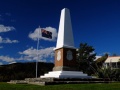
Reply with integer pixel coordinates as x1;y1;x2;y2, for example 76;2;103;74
54;47;77;67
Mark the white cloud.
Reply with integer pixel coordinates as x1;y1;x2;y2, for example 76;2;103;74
0;46;3;49
95;56;102;60
98;52;111;56
0;24;18;44
0;24;15;33
9;61;16;64
29;27;57;41
19;46;55;62
0;62;3;65
0;46;54;64
0;36;19;43
0;56;15;63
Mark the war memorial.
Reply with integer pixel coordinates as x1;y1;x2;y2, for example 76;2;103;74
40;8;91;79
8;8;110;85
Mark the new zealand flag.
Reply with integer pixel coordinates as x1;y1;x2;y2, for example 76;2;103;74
41;29;52;39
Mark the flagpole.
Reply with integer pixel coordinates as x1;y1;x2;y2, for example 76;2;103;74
36;26;40;78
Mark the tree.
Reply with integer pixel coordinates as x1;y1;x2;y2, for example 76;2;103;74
95;54;120;80
77;43;96;74
97;67;120;81
95;53;108;68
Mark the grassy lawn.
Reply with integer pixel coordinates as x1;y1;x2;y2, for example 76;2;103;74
0;82;120;90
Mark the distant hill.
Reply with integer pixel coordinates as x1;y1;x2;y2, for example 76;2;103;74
0;62;54;82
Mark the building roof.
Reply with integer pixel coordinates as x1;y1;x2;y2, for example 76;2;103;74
105;56;120;63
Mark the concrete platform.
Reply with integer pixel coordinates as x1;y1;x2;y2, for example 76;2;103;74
7;78;111;86
40;71;92;79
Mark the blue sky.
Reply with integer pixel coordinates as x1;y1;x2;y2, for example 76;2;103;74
0;0;120;65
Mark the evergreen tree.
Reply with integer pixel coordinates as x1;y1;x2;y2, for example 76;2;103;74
95;53;108;68
77;43;96;74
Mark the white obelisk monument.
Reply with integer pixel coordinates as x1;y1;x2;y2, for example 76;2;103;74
40;8;91;79
53;8;77;71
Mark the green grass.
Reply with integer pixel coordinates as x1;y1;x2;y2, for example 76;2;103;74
0;82;120;90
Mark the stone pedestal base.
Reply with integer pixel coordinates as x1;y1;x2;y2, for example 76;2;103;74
40;71;92;79
53;66;77;71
